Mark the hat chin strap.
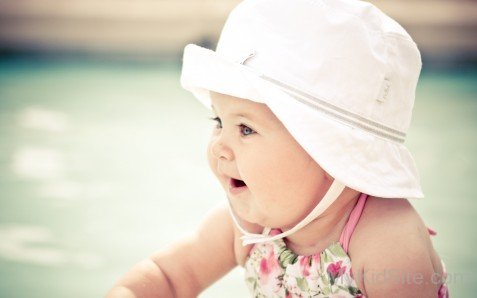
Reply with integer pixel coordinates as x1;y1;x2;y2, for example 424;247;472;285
228;179;346;246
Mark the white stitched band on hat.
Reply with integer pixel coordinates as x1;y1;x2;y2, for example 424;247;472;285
258;74;406;143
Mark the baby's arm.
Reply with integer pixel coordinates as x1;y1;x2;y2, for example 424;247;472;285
107;203;238;297
352;198;445;297
360;239;441;298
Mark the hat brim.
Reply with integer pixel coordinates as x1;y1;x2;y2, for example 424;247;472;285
181;44;424;199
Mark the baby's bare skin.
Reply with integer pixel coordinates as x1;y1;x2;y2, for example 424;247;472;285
107;93;445;297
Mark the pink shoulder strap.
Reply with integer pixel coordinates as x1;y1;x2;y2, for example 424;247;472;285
339;193;368;253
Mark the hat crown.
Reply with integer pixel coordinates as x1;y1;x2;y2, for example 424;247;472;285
216;0;422;136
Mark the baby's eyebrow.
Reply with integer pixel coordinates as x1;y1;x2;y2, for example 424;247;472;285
227;112;259;124
211;105;258;122
233;112;255;120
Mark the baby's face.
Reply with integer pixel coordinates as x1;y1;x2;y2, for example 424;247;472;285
208;92;332;229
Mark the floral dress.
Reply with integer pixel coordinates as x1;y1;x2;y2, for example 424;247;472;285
245;237;363;297
243;194;449;298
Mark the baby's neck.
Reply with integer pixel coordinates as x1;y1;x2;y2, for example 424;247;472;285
283;190;360;256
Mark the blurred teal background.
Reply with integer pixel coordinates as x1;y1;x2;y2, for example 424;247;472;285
0;0;476;297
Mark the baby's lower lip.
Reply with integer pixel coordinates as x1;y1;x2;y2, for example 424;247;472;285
229;184;248;195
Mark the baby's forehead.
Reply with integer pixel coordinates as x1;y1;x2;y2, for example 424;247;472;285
210;91;281;125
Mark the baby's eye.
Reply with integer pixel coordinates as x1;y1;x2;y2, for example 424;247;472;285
209;116;222;129
239;124;256;136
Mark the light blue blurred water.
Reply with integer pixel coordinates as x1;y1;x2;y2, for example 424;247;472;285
0;58;476;297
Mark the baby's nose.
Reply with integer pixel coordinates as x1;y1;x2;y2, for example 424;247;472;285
210;137;234;161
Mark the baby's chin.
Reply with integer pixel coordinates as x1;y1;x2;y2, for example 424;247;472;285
227;197;264;225
227;200;283;231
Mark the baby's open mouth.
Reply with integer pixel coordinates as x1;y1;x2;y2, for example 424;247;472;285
230;178;247;188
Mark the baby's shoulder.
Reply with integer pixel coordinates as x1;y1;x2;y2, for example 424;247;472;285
349;196;443;295
350;196;433;259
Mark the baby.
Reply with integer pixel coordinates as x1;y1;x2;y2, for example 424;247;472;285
107;0;449;297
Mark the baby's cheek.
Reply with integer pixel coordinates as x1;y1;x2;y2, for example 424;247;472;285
248;163;285;199
206;144;218;176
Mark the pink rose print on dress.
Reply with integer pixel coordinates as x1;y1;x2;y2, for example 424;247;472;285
299;256;311;277
327;260;347;285
258;244;283;294
312;253;320;265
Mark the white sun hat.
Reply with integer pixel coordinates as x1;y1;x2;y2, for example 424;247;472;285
181;0;424;244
